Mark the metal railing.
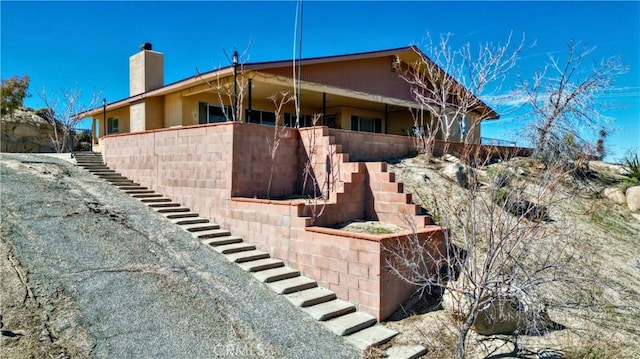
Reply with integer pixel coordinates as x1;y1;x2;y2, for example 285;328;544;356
481;137;517;147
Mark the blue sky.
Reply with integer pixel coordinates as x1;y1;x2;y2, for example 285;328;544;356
2;1;639;161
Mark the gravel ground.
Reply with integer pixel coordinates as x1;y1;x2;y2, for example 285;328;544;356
0;153;359;359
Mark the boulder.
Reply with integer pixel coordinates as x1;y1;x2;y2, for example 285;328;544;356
626;186;640;212
603;187;627;205
442;154;461;163
442;162;470;188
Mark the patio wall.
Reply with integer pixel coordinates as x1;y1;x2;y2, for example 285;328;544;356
102;123;453;320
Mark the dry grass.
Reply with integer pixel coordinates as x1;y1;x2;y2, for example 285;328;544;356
385;155;640;358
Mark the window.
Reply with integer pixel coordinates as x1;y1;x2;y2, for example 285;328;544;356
247;109;276;126
284;113;316;128
351;115;382;133
199;102;232;124
107;118;119;134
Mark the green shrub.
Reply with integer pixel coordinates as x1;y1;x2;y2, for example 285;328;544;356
623;149;640;181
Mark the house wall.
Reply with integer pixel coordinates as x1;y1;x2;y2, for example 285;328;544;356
164;92;183;127
130;102;146;133
146;96;165;131
261;56;413;102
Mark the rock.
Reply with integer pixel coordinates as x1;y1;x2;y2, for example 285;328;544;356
442;162;470;188
442;154;460;163
631;213;640;222
604;187;627;205
626;186;640;212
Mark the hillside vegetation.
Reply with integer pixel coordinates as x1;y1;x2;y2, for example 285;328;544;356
381;154;640;358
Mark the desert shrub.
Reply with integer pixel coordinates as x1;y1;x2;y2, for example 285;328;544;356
623;149;640;181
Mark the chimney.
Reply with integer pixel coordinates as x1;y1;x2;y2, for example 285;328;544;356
129;42;164;96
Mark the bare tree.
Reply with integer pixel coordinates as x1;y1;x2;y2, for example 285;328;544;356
384;152;586;359
39;85;100;153
266;91;293;199
197;44;252;122
521;40;627;163
395;33;525;157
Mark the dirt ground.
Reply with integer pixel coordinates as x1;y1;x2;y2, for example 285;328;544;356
0;153;359;359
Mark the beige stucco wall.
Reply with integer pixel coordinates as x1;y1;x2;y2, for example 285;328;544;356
130;102;146;133
146;96;165;131
130;50;164;96
164;92;182;127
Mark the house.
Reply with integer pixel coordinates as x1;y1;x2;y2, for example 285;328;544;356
83;44;498;150
81;45;510;321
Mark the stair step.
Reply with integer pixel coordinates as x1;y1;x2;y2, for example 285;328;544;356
147;202;181;208
124;189;154;194
345;325;398;350
266;276;317;295
154;206;191;213
87;169;115;174
131;193;162;198
180;223;220;232
104;177;130;182
385;345;428;359
201;235;243;247
225;250;270;263
163;212;200;219
285;287;336;307
237;258;284;272
252;266;299;283
119;186;147;191
323;312;377;336
191;228;231;239
212;242;255;254
168;216;209;225
140;198;172;203
97;173;124;178
302;299;356;321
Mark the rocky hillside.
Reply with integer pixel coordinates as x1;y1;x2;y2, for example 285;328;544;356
381;154;640;358
1;108;56;153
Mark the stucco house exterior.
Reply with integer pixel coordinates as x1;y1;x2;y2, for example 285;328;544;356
83;44;498;150
78;45;512;321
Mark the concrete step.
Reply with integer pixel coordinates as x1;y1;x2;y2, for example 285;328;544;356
237;258;285;272
345;325;398;350
140;198;172;203
225;250;270;263
266;276;317;295
96;172;124;178
323;312;377;336
285;287;336;307
180;223;220;232
87;169;115;174
212;242;256;254
154;206;191;213
200;235;243;247
385;345;428;359
119;186;147;191
163;212;200;219
191;228;231;239
302;299;356;321
252;266;299;283
124;189;154;194
168;216;209;225
131;193;163;198
147;202;181;208
104;177;130;182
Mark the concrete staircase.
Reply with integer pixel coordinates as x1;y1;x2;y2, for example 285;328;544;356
73;152;426;359
297;132;433;229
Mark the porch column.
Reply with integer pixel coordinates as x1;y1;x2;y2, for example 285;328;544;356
322;92;326;126
247;78;252;123
384;104;388;134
